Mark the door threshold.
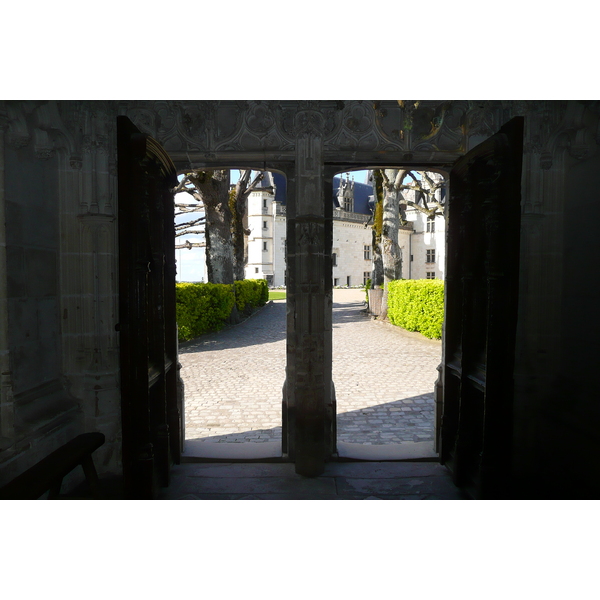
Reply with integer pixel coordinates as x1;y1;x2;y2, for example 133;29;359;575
182;440;287;463
335;441;438;462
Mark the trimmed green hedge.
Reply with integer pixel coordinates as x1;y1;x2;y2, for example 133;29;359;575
176;279;269;342
387;279;444;339
234;278;269;314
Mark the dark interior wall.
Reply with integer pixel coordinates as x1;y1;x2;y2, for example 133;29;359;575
547;153;600;495
560;155;600;413
513;149;600;498
0;141;81;488
5;145;61;396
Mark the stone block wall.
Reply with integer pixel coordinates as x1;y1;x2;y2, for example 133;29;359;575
0;102;122;490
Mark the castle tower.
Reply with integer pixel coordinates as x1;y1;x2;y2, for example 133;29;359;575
336;173;355;213
244;171;276;285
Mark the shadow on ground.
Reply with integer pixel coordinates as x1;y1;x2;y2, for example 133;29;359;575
179;301;287;353
185;392;434;445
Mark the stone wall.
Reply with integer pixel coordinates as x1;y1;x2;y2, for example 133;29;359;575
332;218;372;287
0;101;121;489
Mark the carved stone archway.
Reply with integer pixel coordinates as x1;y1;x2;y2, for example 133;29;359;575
117;100;509;476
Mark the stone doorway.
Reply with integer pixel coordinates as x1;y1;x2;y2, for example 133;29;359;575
329;166;444;460
176;168;287;460
119;100;524;480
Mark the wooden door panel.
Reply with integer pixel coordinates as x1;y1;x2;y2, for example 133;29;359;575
117;117;180;499
440;117;524;499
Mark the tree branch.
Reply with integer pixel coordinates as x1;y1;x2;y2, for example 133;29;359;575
175;240;206;250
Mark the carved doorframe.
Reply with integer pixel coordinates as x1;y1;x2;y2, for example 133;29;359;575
122;101;513;477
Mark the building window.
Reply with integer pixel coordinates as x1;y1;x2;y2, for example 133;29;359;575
334;278;339;287
426;272;436;279
426;249;435;263
263;220;268;229
263;241;268;251
263;198;267;208
344;198;353;212
346;276;351;287
426;217;435;232
363;245;371;260
255;267;259;273
332;253;337;266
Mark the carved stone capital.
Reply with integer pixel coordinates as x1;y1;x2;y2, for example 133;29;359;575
69;156;83;170
294;108;325;139
540;152;553;170
6;132;30;149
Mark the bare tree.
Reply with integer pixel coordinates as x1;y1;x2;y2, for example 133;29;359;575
397;170;446;223
173;169;269;283
173;170;233;284
370;169;446;318
173;176;207;251
370;170;384;288
230;170;268;281
379;169;407;319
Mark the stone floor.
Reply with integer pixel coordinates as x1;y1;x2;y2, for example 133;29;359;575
180;289;441;447
158;461;464;500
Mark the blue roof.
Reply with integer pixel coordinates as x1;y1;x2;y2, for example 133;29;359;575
334;177;373;215
270;173;372;215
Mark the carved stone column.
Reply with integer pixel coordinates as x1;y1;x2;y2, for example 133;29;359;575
284;108;334;476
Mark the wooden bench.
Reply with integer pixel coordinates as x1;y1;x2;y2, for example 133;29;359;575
0;432;106;500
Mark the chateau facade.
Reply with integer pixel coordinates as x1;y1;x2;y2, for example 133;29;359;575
245;171;447;286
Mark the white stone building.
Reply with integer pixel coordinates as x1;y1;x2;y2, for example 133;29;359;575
397;171;446;280
245;171;447;287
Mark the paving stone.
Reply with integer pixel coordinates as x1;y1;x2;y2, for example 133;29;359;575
171;476;338;496
180;292;440;445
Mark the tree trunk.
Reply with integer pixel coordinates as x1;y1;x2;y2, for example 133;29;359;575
231;171;250;281
380;169;405;319
231;187;246;281
371;170;384;288
371;228;383;287
189;170;234;285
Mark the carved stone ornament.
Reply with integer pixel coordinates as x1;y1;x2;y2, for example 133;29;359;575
296;221;324;248
529;101;600;169
70;157;83;170
294;108;325;139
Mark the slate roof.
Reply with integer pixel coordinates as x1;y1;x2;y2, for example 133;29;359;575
333;177;373;215
255;171;276;190
269;172;373;216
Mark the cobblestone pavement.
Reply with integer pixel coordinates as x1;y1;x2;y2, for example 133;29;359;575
180;289;441;445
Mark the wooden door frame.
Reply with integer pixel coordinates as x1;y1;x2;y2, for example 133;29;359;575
117;116;180;499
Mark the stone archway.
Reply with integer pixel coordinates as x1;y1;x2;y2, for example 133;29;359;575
119;100;508;476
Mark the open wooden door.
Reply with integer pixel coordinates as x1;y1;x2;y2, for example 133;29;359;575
117;116;182;499
440;117;524;499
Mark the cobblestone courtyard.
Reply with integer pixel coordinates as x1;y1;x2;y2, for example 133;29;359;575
180;289;441;446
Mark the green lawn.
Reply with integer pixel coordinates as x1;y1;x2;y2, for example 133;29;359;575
268;291;286;301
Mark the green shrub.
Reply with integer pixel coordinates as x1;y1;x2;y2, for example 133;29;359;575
364;277;372;304
176;282;235;342
234;279;269;314
176;279;269;342
387;279;444;339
